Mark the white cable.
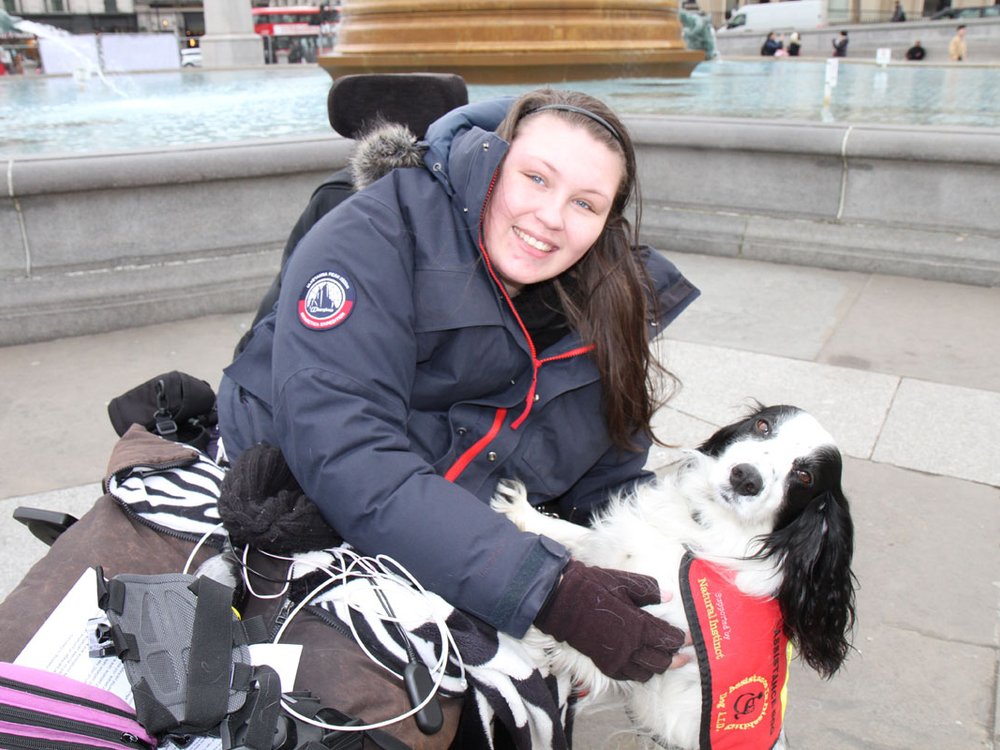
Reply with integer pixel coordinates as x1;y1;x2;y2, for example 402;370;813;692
338;557;410;680
182;522;226;575
267;546;465;733
165;478;463;731
273;550;413;680
375;553;466;685
240;544;290;600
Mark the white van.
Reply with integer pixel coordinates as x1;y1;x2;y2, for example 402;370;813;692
718;0;826;33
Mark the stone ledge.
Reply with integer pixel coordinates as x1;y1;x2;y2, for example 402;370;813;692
4;137;353;196
643;206;999;287
1;115;996;346
632;115;1000;277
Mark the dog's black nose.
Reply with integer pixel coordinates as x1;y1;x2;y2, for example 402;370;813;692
730;464;763;496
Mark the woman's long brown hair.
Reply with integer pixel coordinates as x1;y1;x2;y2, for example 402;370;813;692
495;89;677;451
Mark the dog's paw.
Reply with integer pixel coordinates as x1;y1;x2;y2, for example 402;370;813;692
490;478;533;528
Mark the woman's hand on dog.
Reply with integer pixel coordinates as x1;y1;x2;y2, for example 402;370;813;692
534;560;689;682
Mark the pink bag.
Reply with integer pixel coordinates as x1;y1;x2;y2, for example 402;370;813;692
0;661;156;749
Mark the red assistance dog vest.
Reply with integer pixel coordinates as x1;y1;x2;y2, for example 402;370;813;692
680;552;791;750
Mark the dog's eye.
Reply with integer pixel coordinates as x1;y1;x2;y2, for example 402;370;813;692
754;419;771;436
795;469;814;486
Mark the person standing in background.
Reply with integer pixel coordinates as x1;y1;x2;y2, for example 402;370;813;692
832;30;849;57
949;25;967;61
891;1;907;21
787;30;802;56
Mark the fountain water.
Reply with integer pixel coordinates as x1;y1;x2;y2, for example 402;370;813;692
2;63;998;158
0;10;127;97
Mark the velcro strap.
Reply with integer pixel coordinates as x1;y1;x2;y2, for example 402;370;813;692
108;625;140;661
132;676;182;736
239;616;271;646
101;577;127;616
231;662;254;692
184;576;236;730
240;667;283;750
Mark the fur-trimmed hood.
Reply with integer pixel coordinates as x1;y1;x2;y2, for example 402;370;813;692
347;97;514;192
348;121;424;191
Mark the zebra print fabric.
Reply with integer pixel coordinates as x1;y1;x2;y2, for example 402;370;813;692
105;448;227;544
104;451;572;747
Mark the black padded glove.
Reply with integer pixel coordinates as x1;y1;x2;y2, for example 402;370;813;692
534;560;685;682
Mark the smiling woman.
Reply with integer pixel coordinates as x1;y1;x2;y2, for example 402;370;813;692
212;87;700;745
483;112;624;295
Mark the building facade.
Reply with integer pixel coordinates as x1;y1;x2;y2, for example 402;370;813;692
3;0;139;32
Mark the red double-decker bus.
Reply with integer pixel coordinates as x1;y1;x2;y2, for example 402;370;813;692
252;5;339;64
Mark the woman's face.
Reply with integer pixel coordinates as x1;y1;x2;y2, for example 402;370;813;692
483;113;625;296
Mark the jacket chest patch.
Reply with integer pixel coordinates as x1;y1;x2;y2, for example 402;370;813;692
680;552;790;750
298;270;355;330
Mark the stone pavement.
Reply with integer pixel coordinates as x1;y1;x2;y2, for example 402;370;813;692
0;251;997;749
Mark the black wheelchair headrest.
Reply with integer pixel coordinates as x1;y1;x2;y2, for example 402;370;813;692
327;72;469;141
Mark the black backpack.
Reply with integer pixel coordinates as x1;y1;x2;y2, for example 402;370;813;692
107;371;217;451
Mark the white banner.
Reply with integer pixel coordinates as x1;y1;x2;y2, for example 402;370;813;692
101;33;181;72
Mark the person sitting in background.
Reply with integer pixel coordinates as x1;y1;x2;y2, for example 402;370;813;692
905;40;926;60
832;30;849;57
949;25;967;61
761;31;783;56
787;30;802;56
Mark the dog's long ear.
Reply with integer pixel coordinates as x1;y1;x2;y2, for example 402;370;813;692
768;486;857;678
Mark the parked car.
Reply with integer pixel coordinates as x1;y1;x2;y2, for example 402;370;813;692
718;0;826;33
181;48;202;67
931;4;1000;19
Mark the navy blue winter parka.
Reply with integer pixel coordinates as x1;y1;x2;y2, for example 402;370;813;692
220;100;700;637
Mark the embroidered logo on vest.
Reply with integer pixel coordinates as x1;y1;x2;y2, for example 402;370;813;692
680;552;790;749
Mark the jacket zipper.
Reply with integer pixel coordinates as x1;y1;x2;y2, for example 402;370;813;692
443;166;595;480
512;343;595;430
270;596;297;640
476;221;543;427
0;705;151;748
103;456;196;494
475;170;595;428
302;603;355;641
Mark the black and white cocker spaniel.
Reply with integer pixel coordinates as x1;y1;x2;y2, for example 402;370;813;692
492;403;856;750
